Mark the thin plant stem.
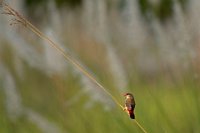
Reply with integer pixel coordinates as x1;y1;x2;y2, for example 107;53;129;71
1;2;148;133
1;1;124;110
134;120;148;133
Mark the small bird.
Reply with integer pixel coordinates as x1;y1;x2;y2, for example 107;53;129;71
123;93;136;119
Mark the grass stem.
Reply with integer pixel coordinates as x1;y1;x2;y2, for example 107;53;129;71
1;2;148;133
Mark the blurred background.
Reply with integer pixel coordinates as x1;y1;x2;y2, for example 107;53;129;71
0;0;200;132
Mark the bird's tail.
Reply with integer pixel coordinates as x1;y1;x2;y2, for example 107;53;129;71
129;112;135;119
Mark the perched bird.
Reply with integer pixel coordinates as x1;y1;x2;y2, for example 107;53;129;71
123;93;136;119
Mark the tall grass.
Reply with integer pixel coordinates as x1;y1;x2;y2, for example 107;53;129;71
0;1;148;133
1;1;200;133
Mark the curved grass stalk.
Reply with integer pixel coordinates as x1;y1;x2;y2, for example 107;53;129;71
1;2;148;133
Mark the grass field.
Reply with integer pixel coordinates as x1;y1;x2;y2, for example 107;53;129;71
1;81;200;133
1;44;200;133
1;1;200;133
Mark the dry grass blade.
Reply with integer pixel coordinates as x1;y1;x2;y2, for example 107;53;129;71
1;2;148;133
1;1;123;110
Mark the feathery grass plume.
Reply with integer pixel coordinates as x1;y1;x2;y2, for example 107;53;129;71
0;65;63;132
0;64;23;119
1;2;148;133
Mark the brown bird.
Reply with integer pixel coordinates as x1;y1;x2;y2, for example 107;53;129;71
123;93;136;119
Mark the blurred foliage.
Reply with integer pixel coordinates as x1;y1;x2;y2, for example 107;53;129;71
24;0;188;23
138;0;188;21
1;0;199;132
23;0;82;23
24;0;82;8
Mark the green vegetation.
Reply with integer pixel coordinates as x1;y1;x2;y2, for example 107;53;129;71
1;79;200;133
0;45;200;132
0;0;200;133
